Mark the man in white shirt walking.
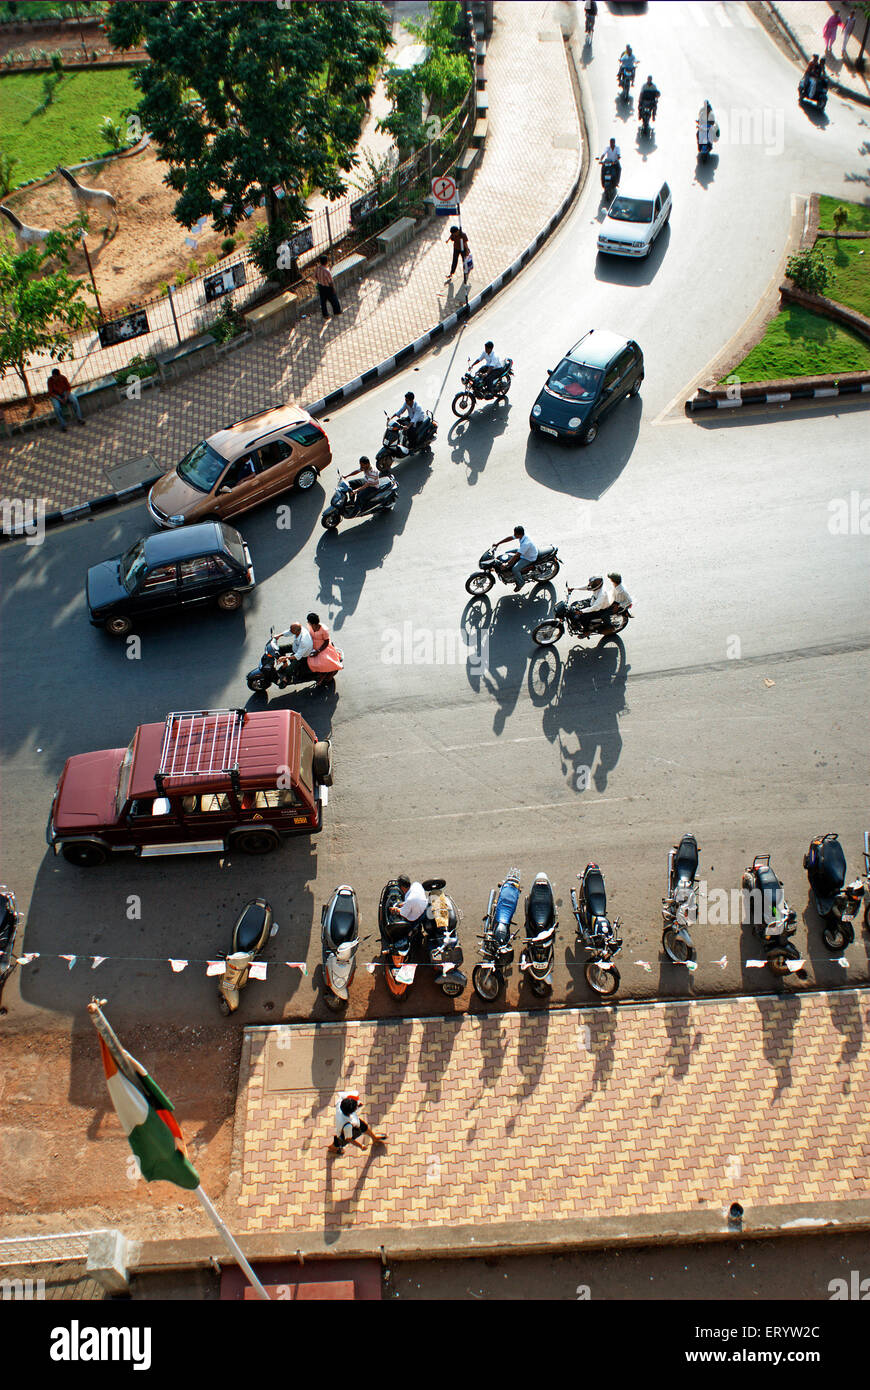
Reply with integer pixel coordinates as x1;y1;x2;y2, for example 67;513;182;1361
327;1091;386;1157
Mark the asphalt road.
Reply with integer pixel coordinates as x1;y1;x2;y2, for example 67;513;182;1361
1;2;868;1035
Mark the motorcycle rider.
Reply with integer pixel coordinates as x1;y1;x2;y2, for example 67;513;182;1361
494;524;538;591
697;99;720;148
568;575;612;630
638;74;659;120
274;621;314;681
584;0;597;33
606;572;632;615
801;54;825;99
599;137;621;189
618;44;637;88
348;455;384;506
394;391;427;450
470;341;504;392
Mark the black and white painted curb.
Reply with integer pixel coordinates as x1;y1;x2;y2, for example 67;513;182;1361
686;379;870;413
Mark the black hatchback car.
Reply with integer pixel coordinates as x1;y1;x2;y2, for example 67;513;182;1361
529;329;643;445
87;521;255;636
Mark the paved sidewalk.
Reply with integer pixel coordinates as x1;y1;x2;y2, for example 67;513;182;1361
0;3;580;514
229;990;870;1254
770;1;870;101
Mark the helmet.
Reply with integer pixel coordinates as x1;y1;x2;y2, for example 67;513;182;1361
647;75;653;83
588;576;604;590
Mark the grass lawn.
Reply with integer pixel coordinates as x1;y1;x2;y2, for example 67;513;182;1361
817;194;870;234
726;305;870;381
0;67;138;185
818;236;870;319
0;2;104;17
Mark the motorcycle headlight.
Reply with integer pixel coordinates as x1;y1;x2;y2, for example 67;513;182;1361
568;417;582;429
532;404;541;417
168;514;186;526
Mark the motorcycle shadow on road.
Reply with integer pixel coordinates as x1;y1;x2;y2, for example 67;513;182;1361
595;224;670;285
693;154;719;190
461;587;555;734
447;403;511;486
524;407;640;500
19;836;318;1041
532;638;629;793
247;682;339;738
312;456;432;630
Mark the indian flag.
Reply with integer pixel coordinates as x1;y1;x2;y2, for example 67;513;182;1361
97;1034;200;1191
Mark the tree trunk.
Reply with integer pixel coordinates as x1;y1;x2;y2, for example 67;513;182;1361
16;362;35;416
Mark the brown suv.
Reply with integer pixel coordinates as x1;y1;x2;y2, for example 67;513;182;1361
47;708;333;867
147;406;332;528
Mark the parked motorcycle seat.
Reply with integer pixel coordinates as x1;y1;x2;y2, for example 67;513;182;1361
674;835;699;883
235;900;270;952
584;868;607;917
527;879;554;928
817;838;847;892
495;880;520;925
330;904;357;944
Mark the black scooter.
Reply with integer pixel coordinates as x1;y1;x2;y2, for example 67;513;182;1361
638;96;657;137
0;884;18;1003
519;872;557;997
321;469;398;530
218;899;275;1015
571;863;623;996
600;158;620;201
247;626;336;694
742;855;802;978
375;410;437;469
804;833;865;951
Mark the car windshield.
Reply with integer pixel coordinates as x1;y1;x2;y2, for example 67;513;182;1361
608;197;654;224
220;527;246;569
547;360;603;401
176;440;228;494
120;540;148;591
114;738;135;817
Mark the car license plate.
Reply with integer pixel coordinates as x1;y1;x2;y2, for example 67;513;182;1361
540;426;558;436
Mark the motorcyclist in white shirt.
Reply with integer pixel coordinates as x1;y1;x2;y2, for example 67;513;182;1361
568;575;611;629
470;341;504;392
607;572;632;614
599;137;621;189
618;44;637;87
395;391;427;449
494;524;539;590
274;621;314;680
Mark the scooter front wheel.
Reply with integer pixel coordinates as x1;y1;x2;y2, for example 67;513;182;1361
440;978;464;998
321;511;340;530
247;673;270;693
586;961;619;996
822;923;853;952
662;927;696;965
767;944;801;977
452;392;475;419
323;990;347;1012
472;963;502;1001
218;996;232;1017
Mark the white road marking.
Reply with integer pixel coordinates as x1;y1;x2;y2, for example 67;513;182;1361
712;3;733;28
686;2;710;26
336;797;637;826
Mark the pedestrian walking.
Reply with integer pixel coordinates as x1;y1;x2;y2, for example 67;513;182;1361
313;255;342;319
822;11;841;53
445;224;469;282
46;368;85;430
840;6;857;58
327;1091;386;1157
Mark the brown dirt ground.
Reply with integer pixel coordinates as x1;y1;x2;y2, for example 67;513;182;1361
5;145;269;318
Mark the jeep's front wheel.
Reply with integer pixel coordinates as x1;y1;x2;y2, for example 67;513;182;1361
62;841;108;867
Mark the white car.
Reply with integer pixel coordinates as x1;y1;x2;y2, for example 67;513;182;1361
597;180;672;258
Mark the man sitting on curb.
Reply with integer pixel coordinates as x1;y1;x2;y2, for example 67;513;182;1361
47;368;85;430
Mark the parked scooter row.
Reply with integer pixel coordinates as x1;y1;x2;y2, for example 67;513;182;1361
214;833;869;1013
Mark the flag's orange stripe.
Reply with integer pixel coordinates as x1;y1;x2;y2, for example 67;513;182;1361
99;1035;118;1080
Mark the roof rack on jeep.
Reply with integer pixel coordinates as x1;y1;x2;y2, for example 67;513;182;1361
155;709;246;795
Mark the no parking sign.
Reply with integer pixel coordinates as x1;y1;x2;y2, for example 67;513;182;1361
431;174;459;215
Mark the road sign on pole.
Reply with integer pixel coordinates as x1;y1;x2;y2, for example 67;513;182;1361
431;174;459;215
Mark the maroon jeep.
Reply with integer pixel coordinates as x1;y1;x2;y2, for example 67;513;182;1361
47;707;333;867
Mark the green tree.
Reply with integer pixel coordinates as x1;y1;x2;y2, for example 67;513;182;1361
0;224;94;414
832;204;849;237
379;1;471;157
104;0;390;264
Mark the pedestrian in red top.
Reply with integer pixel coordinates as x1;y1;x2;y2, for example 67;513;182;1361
313;256;342;320
445;224;469;281
47;368;85;429
822;11;841;53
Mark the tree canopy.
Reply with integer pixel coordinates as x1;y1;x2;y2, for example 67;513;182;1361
105;0;391;237
0;223;94;412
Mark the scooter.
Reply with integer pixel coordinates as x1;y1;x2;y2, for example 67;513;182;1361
321;884;360;1011
804;833;865;951
661;833;699;965
696;122;716;162
798;75;827;111
473;867;520;1001
451;357;514;418
321;468;398;530
571;864;623;996
617;62;636;102
741;855;802;977
419;878;467;997
585;6;595;40
218;899;275;1015
378;878;465;997
532;583;631;647
519;872;557;997
599;158;620;201
638;96;657;137
375;410;437;470
247;626;338;694
0;884;18;999
466;541;561;596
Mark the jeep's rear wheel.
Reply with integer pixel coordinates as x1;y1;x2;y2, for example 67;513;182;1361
231;829;279;856
62;841;108;868
217;590;243;612
104;614;133;638
313;740;333;786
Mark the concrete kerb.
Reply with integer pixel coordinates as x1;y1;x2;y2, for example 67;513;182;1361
0;38;586;545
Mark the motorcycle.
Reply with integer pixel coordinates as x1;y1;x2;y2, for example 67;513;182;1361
661;833;699;965
617;61;636;102
798;75;827;111
804;833;865;951
519;872;557;997
465;541;561;596
321;469;398;530
473;867;520;1001
375;410;437;470
638;95;657;137
571;864;623;996
321;884;360;1011
741;855;802;978
0;884;18;998
532;584;631;647
696;122;717;162
452;357;514;418
600;158;620;200
247;626;339;694
218;898;275;1015
585;6;595;39
378;878;466;998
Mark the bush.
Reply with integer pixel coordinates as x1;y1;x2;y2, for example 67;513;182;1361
114;353;157;386
0;146;19;197
209;297;244;344
99;115;125;152
50;51;63;74
249;220;302;282
221;236;236;255
786;249;829;295
187;258;199;275
204;251;217;267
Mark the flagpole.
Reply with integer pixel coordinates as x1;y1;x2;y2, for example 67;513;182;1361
195;1188;271;1301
